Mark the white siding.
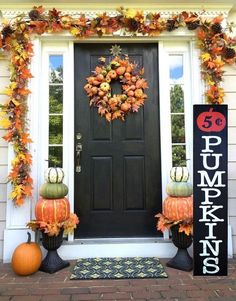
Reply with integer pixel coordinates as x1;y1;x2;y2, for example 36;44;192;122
224;58;236;255
225;9;236;255
0;56;8;260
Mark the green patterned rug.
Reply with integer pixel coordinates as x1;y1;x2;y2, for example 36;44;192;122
70;257;168;280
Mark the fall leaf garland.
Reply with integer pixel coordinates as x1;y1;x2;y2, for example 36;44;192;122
155;213;193;236
84;55;148;122
0;6;235;205
27;213;79;236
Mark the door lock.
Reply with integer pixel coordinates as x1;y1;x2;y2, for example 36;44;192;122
76;132;82;140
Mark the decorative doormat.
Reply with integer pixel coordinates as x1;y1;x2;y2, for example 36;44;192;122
70;257;168;280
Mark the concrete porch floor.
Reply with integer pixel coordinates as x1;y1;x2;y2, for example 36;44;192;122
0;258;236;301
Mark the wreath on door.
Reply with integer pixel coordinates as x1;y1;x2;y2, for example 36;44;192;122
84;45;148;121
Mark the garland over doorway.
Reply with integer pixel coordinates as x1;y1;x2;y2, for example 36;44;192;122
0;6;235;206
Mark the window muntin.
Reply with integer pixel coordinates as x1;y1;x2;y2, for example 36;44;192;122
169;54;186;167
48;55;63;167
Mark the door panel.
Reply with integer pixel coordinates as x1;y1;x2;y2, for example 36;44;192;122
74;43;161;238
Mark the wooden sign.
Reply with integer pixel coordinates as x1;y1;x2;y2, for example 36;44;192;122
193;105;228;276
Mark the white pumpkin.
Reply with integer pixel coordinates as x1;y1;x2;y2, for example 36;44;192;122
170;167;189;182
44;167;64;183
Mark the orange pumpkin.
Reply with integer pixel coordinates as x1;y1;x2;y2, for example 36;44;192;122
96;73;104;81
35;197;70;223
108;70;117;79
11;232;42;276
163;196;193;221
121;102;131;112
116;66;126;75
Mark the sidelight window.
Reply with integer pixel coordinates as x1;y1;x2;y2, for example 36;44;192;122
169;54;186;167
48;55;63;167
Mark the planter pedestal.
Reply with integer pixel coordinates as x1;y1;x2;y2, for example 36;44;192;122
40;230;70;274
166;225;193;271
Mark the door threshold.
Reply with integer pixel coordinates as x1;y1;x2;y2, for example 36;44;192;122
68;237;168;245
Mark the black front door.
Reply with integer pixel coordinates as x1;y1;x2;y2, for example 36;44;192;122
74;43;161;238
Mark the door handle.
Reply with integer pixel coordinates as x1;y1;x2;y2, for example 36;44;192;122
76;142;82;173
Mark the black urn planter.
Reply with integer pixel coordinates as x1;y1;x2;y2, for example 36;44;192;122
40;229;70;274
166;224;193;271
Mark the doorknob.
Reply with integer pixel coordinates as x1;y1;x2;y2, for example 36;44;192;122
76;142;82;173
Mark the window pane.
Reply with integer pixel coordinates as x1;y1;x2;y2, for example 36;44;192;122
49;85;63;113
170;84;184;113
169;55;183;81
49;115;63;144
49;55;63;83
49;146;63;167
171;115;185;143
172;145;186;167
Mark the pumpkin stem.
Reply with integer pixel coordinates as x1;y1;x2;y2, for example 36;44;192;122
27;232;31;244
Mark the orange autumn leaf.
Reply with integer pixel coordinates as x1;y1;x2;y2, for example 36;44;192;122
3;131;13;141
197;29;206;40
15;119;22;130
95;66;103;74
185;16;198;23
157;218;168;233
17;88;31;96
25;176;33;185
22;185;33;197
21;133;33;144
21;68;33;79
33;5;45;14
112;110;123;120
207;61;216;69
51;22;63;33
9;166;19;179
98;106;107;116
212;15;224;24
212;46;223;55
105;112;112;122
155;213;193;235
24;153;33;164
15;197;25;206
179;224;192;236
30;21;48;34
139;67;145;75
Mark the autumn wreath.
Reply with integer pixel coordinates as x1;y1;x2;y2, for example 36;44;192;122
84;54;148;121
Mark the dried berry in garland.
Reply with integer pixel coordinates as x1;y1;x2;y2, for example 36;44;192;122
224;47;236;60
84;54;148;122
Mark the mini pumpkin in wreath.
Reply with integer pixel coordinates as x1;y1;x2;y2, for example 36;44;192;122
84;54;148;122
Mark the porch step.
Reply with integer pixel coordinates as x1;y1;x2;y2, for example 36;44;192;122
54;238;189;261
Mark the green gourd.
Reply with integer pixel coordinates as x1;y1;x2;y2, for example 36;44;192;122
166;181;193;197
39;183;68;199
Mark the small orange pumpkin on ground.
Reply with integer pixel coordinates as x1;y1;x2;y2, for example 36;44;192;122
11;232;42;276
